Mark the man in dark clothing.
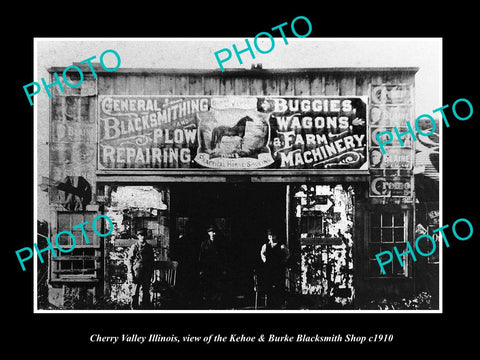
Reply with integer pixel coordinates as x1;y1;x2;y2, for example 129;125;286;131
127;229;154;309
170;227;198;309
260;229;289;309
198;225;227;308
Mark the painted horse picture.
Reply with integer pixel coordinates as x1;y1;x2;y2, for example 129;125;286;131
210;116;254;150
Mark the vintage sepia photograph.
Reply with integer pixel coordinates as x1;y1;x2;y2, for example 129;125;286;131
33;38;442;312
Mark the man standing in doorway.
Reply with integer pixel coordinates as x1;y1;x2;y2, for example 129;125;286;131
127;229;154;309
198;225;227;308
260;229;290;309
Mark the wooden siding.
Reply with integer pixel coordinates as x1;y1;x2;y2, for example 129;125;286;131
95;69;417;97
49;67;418;185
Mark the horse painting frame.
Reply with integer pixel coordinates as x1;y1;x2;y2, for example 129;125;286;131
194;98;275;169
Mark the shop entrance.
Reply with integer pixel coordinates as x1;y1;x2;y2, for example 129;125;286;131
170;183;286;308
104;183;356;309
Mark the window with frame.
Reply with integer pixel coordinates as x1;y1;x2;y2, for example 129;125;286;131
51;212;103;282
368;210;410;277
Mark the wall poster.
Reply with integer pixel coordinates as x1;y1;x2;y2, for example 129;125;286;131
368;84;415;200
98;95;368;171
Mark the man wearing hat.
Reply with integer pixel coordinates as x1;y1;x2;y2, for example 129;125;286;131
198;224;227;308
127;228;154;309
260;229;290;309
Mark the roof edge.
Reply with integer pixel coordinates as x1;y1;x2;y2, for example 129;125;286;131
47;65;420;75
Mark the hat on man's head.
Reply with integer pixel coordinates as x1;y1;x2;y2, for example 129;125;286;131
266;228;274;236
206;225;216;232
136;228;147;236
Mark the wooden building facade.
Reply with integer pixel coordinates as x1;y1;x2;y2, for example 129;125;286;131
42;64;439;310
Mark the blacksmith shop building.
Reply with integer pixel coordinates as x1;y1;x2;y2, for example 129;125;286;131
38;63;440;310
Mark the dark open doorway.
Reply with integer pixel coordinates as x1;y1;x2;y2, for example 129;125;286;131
169;183;286;308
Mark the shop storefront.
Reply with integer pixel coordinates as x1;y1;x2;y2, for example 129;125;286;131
41;65;439;310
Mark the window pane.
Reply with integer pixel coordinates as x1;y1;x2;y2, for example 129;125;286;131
382;261;393;276
85;212;96;224
382;214;392;227
394;228;405;242
393;255;407;275
72;230;84;245
58;215;71;230
392;244;407;275
57;232;74;246
52;97;64;121
378;245;394;276
72;214;84;226
70;231;99;247
381;228;393;242
393;213;404;227
83;248;95;256
85;231;97;246
60;261;72;270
